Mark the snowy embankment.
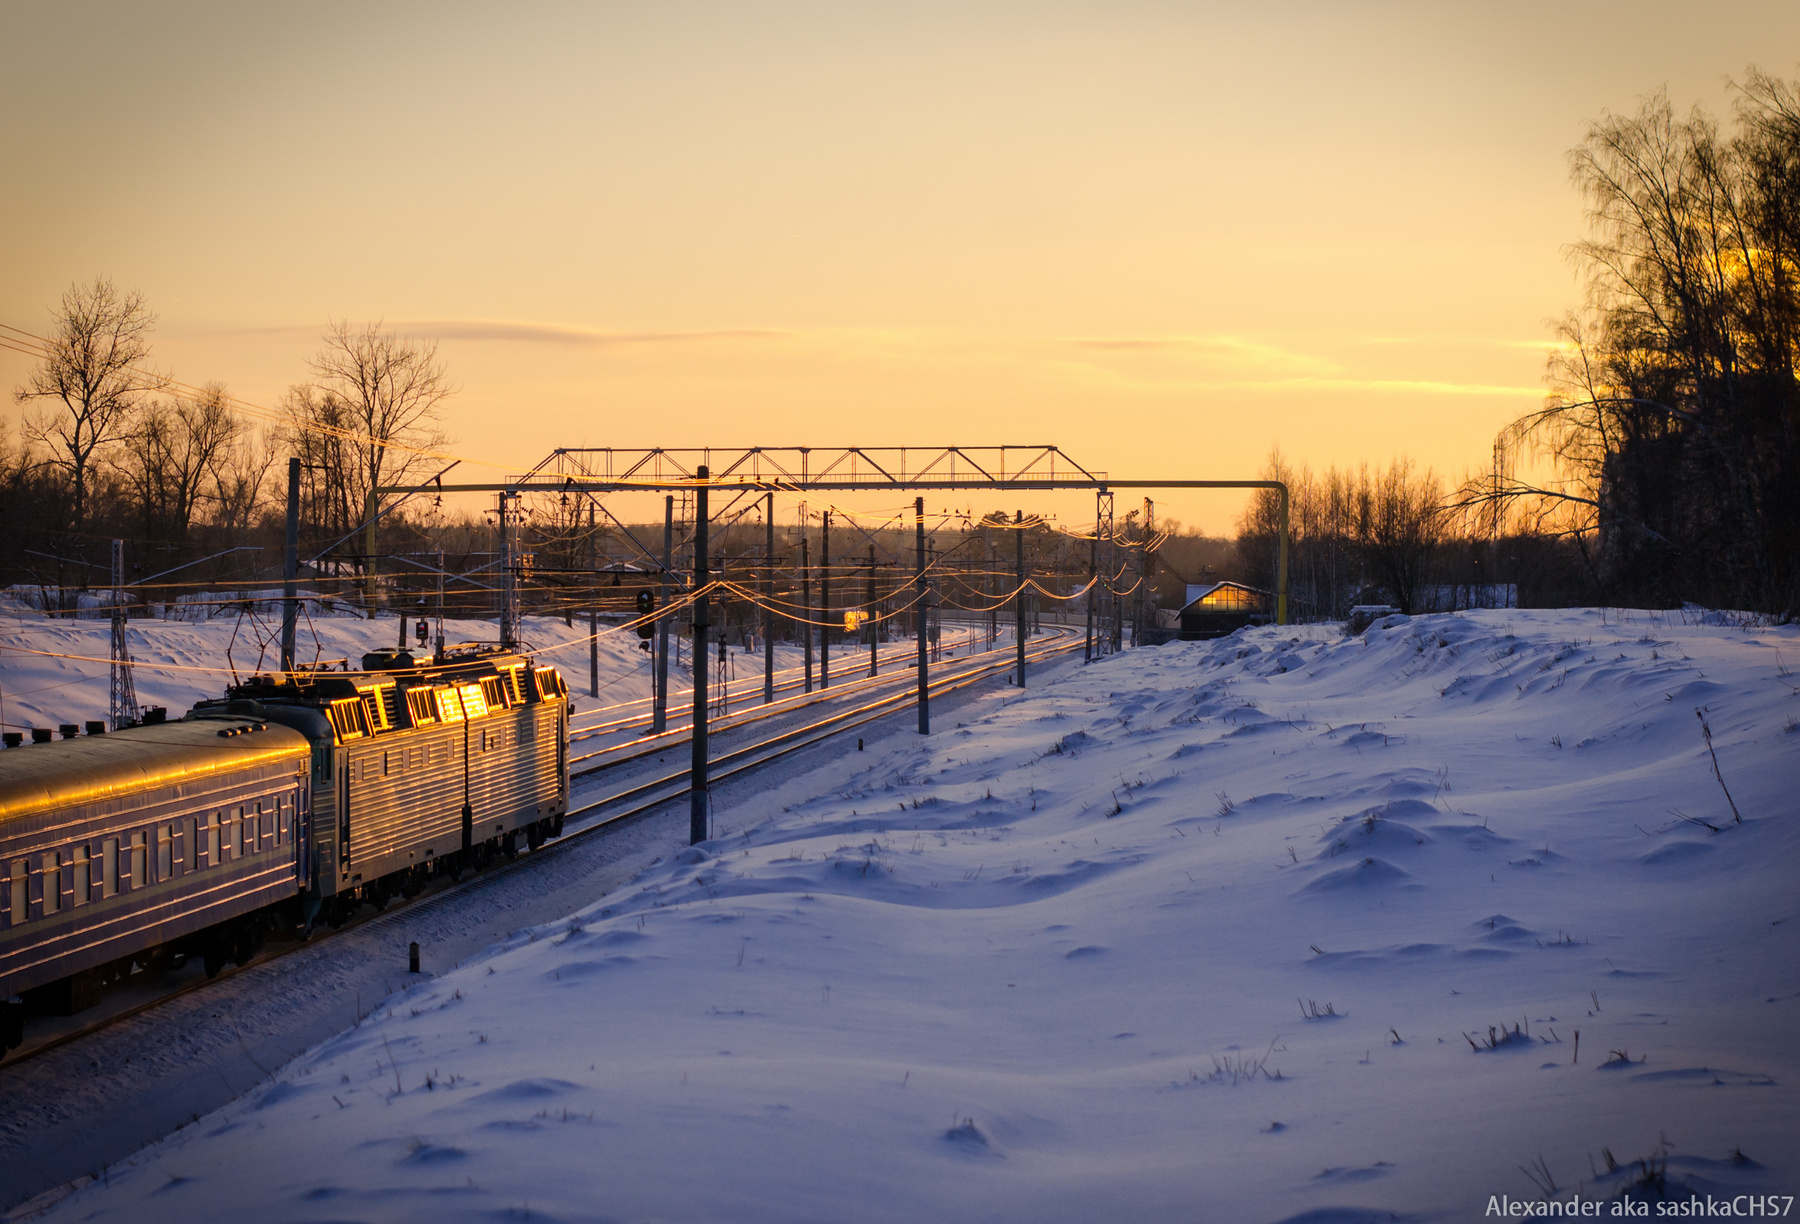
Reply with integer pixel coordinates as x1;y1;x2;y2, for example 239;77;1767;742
0;606;657;730
36;609;1800;1222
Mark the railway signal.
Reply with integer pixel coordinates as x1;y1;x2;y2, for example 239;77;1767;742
636;589;656;638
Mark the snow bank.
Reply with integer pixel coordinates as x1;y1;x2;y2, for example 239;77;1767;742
32;609;1800;1221
0;608;655;732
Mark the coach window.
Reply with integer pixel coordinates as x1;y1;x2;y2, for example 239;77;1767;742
206;812;223;866
157;826;173;878
130;831;148;887
72;845;91;906
100;839;118;898
240;806;253;856
43;852;61;913
7;861;25;925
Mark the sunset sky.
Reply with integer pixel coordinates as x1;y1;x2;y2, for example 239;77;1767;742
3;1;1794;532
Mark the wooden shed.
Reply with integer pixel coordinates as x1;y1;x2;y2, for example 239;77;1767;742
1177;581;1271;640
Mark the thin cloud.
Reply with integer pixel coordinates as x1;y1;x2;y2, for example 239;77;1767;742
397;320;791;348
211;320;791;348
1354;335;1574;352
1062;334;1337;376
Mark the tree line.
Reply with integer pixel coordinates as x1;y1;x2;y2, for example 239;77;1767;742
4;283;455;616
1235;67;1799;622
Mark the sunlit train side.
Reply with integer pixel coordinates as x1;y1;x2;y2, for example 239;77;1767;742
0;717;313;1030
0;646;570;1055
198;647;570;921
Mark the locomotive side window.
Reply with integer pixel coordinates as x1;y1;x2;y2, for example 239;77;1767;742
433;688;465;724
328;698;370;742
480;676;507;710
458;683;488;719
130;831;147;886
7;860;25;925
101;838;119;898
406;689;438;726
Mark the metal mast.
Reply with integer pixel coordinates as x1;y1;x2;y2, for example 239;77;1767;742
108;540;140;730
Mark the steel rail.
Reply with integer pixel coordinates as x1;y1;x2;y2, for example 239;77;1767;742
569;628;989;764
567;627;1081;814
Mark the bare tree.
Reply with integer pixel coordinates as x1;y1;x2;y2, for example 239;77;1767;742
1354;458;1445;614
280;321;454;591
208;423;279;535
121;382;241;546
15;278;165;536
1469;72;1800;614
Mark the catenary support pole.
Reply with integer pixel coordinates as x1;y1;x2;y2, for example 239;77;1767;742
281;457;300;671
689;467;710;845
1015;510;1027;686
800;534;812;693
1085;509;1096;663
868;544;878;677
915;497;928;734
364;489;379;620
588;501;599;697
819;511;831;689
763;492;775;704
653;495;672;734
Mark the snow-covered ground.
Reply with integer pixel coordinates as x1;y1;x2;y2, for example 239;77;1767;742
22;608;1800;1221
0;603;660;731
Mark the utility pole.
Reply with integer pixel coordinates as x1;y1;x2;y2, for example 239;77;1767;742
435;548;445;662
987;528;997;646
654;495;672;734
108;539;140;730
588;500;599;698
800;533;812;693
1015;511;1027;686
689;467;709;845
499;491;519;649
819;511;831;689
867;543;878;677
915;497;928;734
1085;516;1096;663
763;492;775;704
281;457;299;671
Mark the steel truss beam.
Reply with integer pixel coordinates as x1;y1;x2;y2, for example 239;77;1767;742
372;446;1290;623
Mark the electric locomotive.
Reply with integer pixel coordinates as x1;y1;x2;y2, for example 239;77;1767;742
0;645;569;1055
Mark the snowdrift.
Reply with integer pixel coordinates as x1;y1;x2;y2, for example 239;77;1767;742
27;608;1800;1221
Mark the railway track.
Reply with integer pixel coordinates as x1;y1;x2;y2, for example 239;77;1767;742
0;627;1084;1072
566;624;991;752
